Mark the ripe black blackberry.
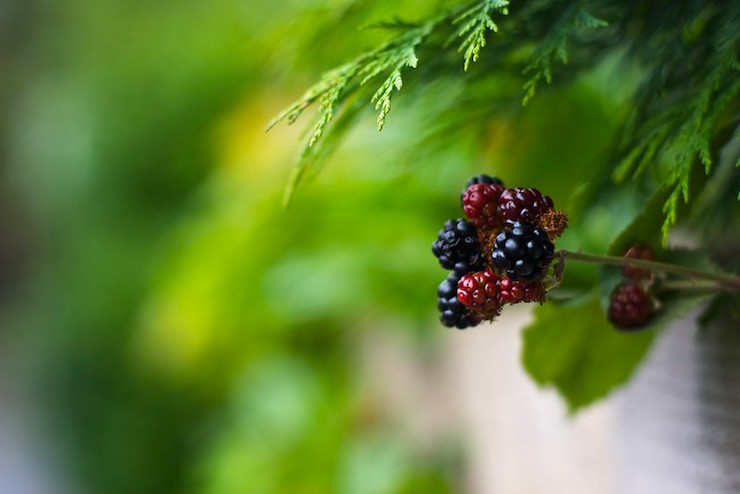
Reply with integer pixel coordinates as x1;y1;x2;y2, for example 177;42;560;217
498;187;553;224
608;283;654;330
491;222;554;281
437;273;480;329
432;218;483;274
460;174;503;198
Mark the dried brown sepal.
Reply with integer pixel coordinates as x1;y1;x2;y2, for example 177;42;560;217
540;209;569;240
468;305;502;323
525;282;547;305
477;226;502;271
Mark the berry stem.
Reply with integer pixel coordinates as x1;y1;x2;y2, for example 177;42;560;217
557;250;740;291
656;280;732;292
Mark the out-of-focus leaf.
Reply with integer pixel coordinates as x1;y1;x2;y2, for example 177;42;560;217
607;185;670;255
523;286;710;412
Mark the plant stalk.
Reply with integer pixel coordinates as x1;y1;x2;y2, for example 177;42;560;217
556;250;740;290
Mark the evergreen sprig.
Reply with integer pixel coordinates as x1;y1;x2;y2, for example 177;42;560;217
615;2;740;239
271;0;740;234
522;4;608;105
454;0;509;71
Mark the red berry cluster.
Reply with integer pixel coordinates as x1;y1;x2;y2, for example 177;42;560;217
608;244;656;331
433;175;569;328
457;269;501;317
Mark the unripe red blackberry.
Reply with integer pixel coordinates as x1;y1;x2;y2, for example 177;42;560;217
497;277;545;304
457;269;501;314
432;219;483;274
498;187;554;224
608;283;654;330
437;273;480;329
622;244;654;280
462;183;505;228
491;222;554;281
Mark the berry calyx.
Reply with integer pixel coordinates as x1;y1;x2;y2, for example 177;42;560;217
462;183;505;228
498;187;553;224
497;277;545;304
491;222;554;281
622;244;654;280
438;273;480;329
608;283;654;330
457;269;501;315
432;218;483;274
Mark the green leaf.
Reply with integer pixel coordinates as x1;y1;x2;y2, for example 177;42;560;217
523;294;654;411
522;287;710;412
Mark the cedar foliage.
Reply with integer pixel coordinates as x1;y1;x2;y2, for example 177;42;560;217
270;0;740;238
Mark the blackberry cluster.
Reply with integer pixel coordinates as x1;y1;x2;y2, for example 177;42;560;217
432;219;482;274
433;175;567;328
438;273;479;329
491;222;554;281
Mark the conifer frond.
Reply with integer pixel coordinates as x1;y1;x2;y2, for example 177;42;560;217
273;0;739;233
270;20;435;201
522;5;607;105
615;4;740;240
360;27;427;130
454;0;509;71
268;22;432;146
283;96;365;206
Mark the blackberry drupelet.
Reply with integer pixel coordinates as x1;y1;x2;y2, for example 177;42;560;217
437;273;479;329
498;187;553;224
462;183;505;228
608;283;654;330
491;222;554;281
432;218;482;274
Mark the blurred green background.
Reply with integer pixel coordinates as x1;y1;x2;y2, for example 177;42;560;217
0;1;634;493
